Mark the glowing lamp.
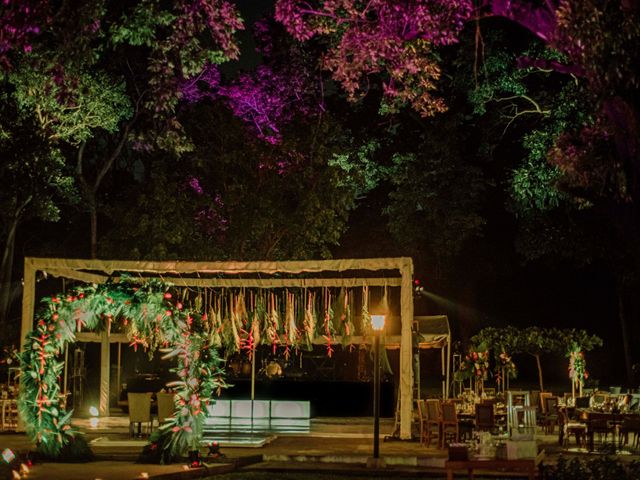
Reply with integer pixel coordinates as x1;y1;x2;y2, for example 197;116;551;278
371;315;385;331
89;406;99;417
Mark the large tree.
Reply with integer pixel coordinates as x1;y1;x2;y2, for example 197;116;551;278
100;103;358;261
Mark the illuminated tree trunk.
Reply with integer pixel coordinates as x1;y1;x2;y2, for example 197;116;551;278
76;127;130;259
533;353;544;392
0;197;31;327
0;219;18;324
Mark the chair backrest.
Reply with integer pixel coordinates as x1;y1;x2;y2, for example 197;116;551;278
575;396;591;408
426;399;441;421
156;392;175;423
622;417;640;430
592;391;609;405
475;403;494;427
441;402;457;423
545;396;559;415
128;392;152;423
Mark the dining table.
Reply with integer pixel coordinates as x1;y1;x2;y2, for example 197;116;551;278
576;408;640;451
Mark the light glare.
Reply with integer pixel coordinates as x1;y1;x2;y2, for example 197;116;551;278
371;315;385;331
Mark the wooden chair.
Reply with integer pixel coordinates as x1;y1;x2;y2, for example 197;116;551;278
440;402;459;447
156;392;175;426
558;407;586;448
128;392;152;437
483;388;496;398
619;417;640;448
475;403;494;432
416;399;427;444
542;396;560;434
425;399;442;448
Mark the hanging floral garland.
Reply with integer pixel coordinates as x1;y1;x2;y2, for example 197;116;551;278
18;278;226;460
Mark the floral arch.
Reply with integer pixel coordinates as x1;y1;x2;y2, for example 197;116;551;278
19;277;225;458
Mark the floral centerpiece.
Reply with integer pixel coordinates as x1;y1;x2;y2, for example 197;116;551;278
455;344;490;395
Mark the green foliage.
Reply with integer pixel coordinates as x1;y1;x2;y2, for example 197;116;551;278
101;106;357;261
329;140;392;198
511;134;564;213
8;58;132;144
0;119;78;226
110;1;176;48
385;140;487;263
542;456;640;480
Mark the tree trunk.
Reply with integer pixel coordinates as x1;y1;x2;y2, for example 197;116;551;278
0;216;18;324
0;196;31;328
89;201;98;259
534;353;544;392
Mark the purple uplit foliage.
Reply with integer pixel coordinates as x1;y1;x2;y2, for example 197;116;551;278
220;63;321;144
147;0;242;121
179;62;221;103
183;176;229;237
186;175;205;195
489;0;559;43
275;0;473;116
180;19;321;144
177;0;243;61
195;205;229;237
0;0;46;69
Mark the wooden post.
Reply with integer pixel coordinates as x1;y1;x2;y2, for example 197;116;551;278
99;330;110;416
20;258;36;351
399;258;414;440
116;342;122;402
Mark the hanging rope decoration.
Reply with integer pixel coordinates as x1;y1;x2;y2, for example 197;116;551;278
19;278;385;458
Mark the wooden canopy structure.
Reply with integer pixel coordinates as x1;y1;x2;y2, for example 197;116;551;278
21;256;416;439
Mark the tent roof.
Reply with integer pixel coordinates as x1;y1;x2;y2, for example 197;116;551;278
415;315;450;349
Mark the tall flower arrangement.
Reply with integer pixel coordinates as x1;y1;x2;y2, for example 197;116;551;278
494;351;517;392
568;343;588;398
455;344;490;395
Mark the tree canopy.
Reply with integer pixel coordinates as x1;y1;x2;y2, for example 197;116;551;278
1;0;638;384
